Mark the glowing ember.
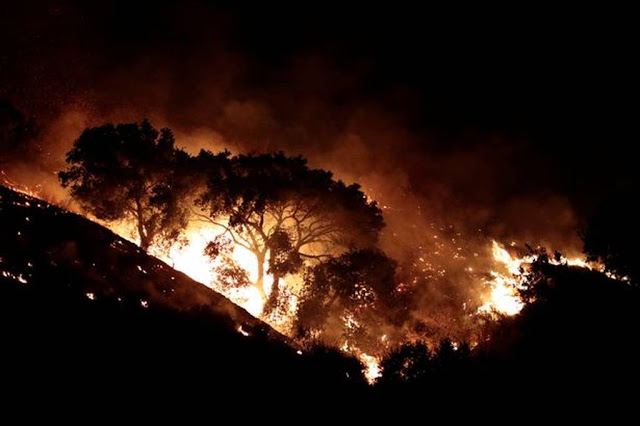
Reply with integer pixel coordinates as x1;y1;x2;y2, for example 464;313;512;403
1;270;28;284
86;292;95;300
237;325;250;337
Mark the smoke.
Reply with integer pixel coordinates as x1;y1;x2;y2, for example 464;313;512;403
4;1;627;345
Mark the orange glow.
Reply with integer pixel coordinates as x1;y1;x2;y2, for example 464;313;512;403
360;353;382;383
477;241;533;316
109;218;301;333
160;224;272;317
478;240;624;317
478;272;524;316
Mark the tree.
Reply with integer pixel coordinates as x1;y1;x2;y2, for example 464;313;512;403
59;119;190;251
377;339;471;388
378;342;432;385
196;151;384;314
296;249;407;351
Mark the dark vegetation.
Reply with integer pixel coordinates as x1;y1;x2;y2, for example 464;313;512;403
2;118;639;408
3;182;639;407
375;258;640;403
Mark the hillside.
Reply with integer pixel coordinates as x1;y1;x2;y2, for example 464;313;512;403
0;185;367;402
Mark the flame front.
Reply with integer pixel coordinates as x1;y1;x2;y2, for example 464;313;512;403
108;219;292;326
5;178;626;384
163;224;272;317
479;240;621;317
477;241;533;316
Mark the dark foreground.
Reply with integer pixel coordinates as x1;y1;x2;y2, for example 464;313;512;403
1;185;638;413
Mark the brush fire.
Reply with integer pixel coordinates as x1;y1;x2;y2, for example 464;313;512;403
3;164;623;385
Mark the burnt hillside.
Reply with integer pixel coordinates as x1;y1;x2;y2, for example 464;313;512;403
0;185;367;402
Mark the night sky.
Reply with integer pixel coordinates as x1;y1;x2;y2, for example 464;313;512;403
1;2;637;249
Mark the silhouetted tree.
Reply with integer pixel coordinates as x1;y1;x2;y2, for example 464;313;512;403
302;344;368;388
59;120;190;251
204;234;252;291
196;151;384;314
479;258;640;397
297;249;406;351
378;342;431;385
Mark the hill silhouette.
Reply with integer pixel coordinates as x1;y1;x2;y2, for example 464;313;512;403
0;184;367;405
3;183;639;413
373;260;640;412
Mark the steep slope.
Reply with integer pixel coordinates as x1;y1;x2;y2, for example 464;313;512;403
0;185;367;401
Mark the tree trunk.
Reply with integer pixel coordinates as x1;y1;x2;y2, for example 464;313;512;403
137;219;150;251
139;234;150;251
263;274;281;316
254;254;267;301
135;199;149;251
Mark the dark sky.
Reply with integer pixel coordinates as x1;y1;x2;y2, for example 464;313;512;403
1;1;637;250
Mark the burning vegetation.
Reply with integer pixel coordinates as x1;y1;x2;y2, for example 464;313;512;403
1;118;629;384
3;3;640;412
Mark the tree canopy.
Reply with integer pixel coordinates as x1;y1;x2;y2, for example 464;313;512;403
196;151;385;313
297;249;408;351
59;119;190;250
60;121;406;344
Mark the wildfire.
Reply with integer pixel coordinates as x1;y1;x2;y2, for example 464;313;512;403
477;241;533;316
480;272;525;316
162;224;272;317
340;314;383;383
106;219;300;332
360;354;382;384
341;340;382;384
479;240;625;317
6;177;628;383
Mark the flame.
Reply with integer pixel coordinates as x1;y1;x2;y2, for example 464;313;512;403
7;177;629;377
477;241;533;316
107;219;300;331
161;224;271;317
340;339;382;384
237;325;250;337
479;240;627;316
360;353;382;384
339;313;383;384
480;272;525;316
